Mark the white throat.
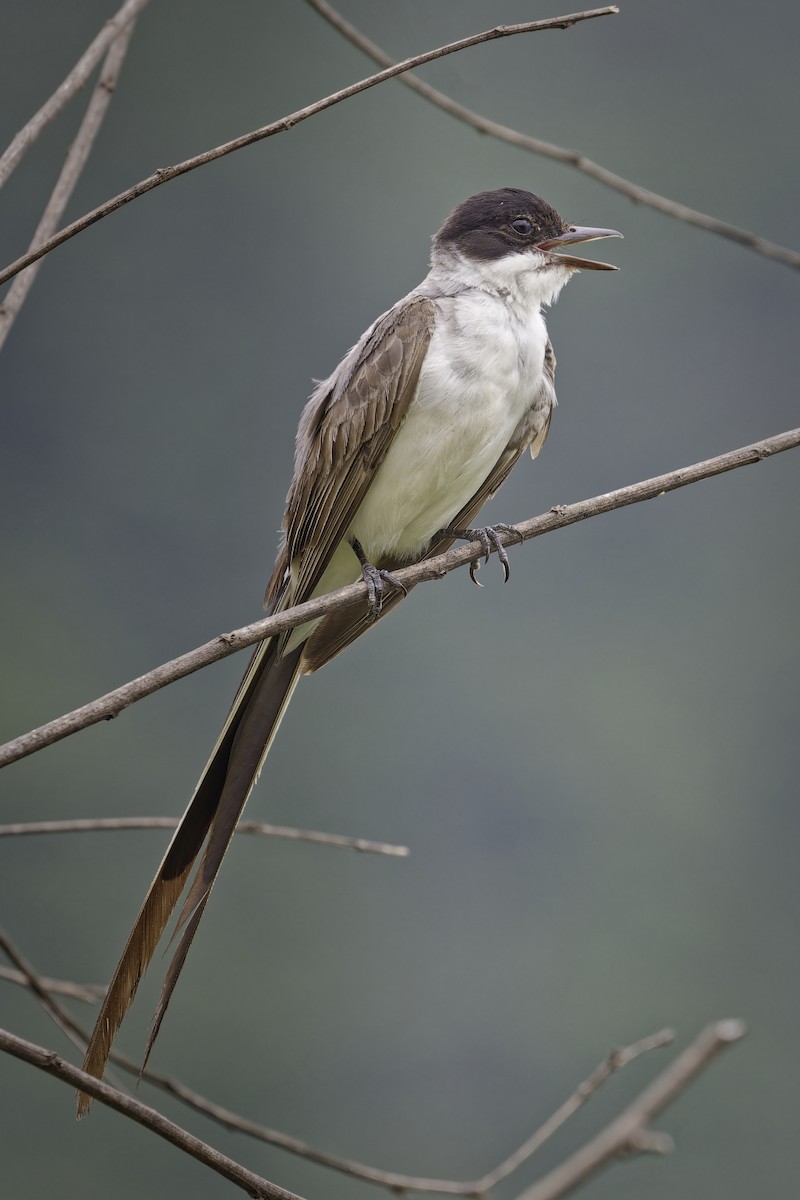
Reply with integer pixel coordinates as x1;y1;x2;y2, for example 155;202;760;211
427;243;575;311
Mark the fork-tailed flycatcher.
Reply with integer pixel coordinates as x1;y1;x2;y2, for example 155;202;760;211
78;188;621;1113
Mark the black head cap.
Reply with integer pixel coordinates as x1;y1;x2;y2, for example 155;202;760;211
435;188;568;261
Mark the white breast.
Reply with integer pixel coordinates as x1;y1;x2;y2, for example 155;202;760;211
349;290;550;559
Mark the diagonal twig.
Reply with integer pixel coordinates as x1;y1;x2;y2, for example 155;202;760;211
0;930;128;1094
0;8;618;289
0;1026;305;1200
0;20;137;350
1;934;342;1190
1;427;797;772
0;817;409;857
0;930;93;1049
0;0;150;190
305;0;800;271
1;928;394;1186
0;932;105;1009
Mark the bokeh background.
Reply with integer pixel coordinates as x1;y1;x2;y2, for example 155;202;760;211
1;2;798;1198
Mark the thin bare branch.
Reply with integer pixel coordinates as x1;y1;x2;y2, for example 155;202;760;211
0;937;743;1199
0;971;742;1200
0;932;136;1096
0;937;699;1198
0;817;408;857
475;1028;675;1192
1;930;454;1191
0;967;103;1003
145;1036;673;1196
1;427;796;772
0;22;136;349
0;929;345;1183
0;930;118;1080
0;1027;306;1200
3;927;315;1193
0;8;618;289
514;1020;747;1200
0;0;150;190
305;0;800;271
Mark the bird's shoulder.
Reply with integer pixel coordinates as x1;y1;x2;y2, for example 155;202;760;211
264;294;436;609
294;292;436;475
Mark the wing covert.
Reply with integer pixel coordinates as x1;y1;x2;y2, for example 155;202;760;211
265;295;435;611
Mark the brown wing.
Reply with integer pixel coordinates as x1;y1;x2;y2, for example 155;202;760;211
301;340;557;673
265;295;436;617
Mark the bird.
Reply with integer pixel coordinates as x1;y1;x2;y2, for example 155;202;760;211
77;187;621;1113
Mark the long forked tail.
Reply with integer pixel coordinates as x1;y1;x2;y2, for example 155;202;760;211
76;637;304;1116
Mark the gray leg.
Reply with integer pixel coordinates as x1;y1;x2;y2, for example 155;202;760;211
350;538;409;617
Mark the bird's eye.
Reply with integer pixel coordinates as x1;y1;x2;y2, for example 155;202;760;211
511;218;534;235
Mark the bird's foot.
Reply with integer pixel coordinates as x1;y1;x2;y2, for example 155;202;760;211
351;539;408;618
435;523;522;586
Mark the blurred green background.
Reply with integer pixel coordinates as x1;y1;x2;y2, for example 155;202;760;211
1;2;798;1197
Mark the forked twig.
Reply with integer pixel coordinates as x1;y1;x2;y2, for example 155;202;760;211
0;0;150;190
0;931;736;1196
0;1009;744;1200
515;1021;746;1200
0;21;137;349
306;0;800;271
0;8;617;289
475;1029;675;1192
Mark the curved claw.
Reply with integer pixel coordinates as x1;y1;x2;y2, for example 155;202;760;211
438;524;517;584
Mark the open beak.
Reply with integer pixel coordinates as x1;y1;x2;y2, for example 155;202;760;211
536;225;623;271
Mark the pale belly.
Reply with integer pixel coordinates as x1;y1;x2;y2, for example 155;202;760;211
350;306;548;559
286;295;549;651
349;393;514;558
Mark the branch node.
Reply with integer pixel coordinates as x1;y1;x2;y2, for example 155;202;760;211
613;1027;676;1069
626;1127;675;1155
